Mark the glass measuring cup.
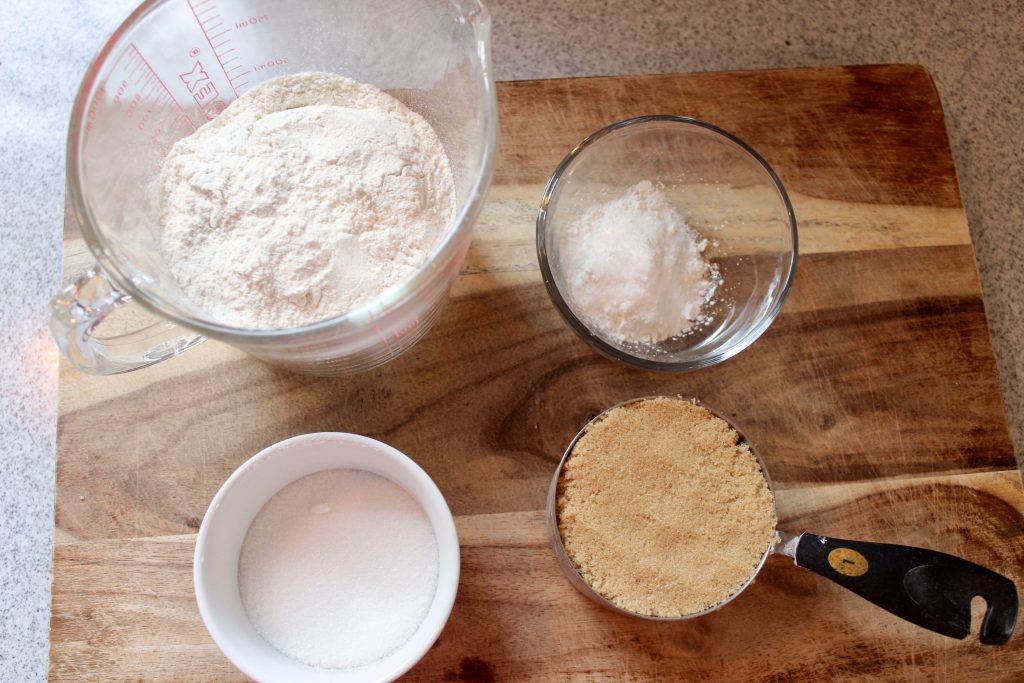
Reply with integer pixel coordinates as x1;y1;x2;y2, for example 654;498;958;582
547;397;1018;644
52;0;497;375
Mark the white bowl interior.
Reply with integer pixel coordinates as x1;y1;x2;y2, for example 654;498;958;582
193;433;460;683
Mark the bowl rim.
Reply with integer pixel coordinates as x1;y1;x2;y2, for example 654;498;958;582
192;432;460;683
535;114;798;372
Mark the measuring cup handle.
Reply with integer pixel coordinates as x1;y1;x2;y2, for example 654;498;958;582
792;532;1018;644
50;266;205;374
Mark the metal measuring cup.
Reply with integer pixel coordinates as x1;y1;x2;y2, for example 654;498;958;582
546;397;1019;644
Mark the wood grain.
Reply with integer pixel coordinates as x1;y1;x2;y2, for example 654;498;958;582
51;471;1024;682
51;65;1023;681
493;65;963;208
54;243;1012;540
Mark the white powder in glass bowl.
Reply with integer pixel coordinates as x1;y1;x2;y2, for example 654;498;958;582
557;180;718;344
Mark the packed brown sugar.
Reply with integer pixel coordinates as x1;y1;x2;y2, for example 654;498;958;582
556;397;777;617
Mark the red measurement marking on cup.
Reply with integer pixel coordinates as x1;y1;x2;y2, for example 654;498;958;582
391;316;421;353
111;43;197;133
253;57;289;73
179;60;228;120
369;320;399;356
186;0;250;94
234;14;268;30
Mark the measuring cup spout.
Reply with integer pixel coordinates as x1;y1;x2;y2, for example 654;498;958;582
452;0;491;23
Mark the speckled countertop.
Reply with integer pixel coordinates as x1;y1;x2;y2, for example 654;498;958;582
2;0;1022;679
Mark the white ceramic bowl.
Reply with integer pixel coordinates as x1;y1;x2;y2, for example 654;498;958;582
193;433;460;683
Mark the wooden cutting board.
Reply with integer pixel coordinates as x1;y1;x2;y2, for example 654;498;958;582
50;65;1024;681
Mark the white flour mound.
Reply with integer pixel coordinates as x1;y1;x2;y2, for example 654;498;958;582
559;181;718;344
158;72;455;329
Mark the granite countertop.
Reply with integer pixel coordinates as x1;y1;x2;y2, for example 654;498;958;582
2;0;1022;679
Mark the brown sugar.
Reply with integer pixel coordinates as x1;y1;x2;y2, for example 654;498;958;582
556;397;777;617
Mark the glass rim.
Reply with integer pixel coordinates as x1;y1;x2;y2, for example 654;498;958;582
65;0;498;340
535;114;799;371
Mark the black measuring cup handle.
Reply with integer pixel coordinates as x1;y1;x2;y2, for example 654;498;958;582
792;533;1018;644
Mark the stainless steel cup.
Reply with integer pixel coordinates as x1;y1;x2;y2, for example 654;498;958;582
547;397;1018;644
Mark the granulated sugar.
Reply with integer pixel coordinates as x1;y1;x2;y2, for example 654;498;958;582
557;181;719;344
238;469;438;669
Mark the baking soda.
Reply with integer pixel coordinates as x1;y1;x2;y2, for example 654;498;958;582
557;181;718;344
238;469;439;669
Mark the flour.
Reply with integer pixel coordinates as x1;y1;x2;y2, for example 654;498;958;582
158;73;455;329
238;469;439;669
558;181;718;344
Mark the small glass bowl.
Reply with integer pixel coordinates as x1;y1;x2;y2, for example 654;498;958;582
536;116;797;371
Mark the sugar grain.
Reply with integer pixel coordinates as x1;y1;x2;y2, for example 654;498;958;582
238;469;438;669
